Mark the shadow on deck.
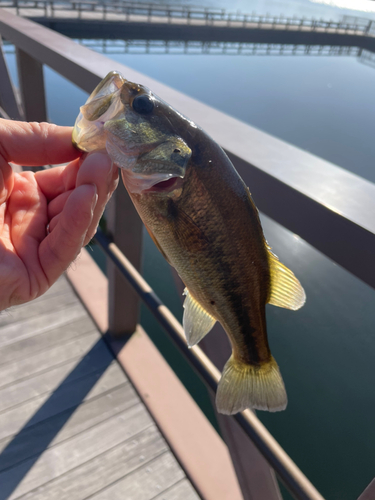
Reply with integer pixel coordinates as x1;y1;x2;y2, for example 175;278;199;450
0;276;199;500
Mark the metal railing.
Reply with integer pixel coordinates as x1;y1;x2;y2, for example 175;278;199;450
1;38;363;57
57;39;365;57
0;0;374;34
1;9;375;500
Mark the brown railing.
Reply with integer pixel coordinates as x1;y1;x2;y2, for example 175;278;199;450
1;9;375;500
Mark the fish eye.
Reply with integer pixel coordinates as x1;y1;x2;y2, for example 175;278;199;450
132;94;154;114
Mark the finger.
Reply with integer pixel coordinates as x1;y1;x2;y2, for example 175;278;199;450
35;158;80;201
76;152;119;245
8;171;47;245
39;184;98;284
0;119;80;166
47;190;72;220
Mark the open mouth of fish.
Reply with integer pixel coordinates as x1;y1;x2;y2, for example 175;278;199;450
144;176;183;192
120;165;184;194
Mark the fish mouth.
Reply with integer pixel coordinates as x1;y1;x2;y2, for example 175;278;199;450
121;169;183;194
144;176;183;193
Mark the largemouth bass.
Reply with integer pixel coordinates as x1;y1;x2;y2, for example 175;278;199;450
73;71;306;415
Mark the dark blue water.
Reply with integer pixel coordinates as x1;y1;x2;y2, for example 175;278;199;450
4;1;375;497
106;52;375;183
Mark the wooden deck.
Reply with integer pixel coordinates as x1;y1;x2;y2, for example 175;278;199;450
0;276;200;500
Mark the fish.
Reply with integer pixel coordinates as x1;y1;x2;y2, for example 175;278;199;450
73;71;306;415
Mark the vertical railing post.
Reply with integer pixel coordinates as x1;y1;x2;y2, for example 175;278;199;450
358;479;375;500
16;48;47;122
106;179;143;337
0;36;24;120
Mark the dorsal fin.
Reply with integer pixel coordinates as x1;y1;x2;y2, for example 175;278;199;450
183;288;216;347
267;247;306;310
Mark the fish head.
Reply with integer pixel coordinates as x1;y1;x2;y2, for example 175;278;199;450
73;71;193;194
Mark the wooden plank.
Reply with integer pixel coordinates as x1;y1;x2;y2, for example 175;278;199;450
0;303;87;348
31;276;71;296
0;291;80;329
0;277;72;321
4;276;72;307
0;288;78;327
17;426;169;500
0;362;125;441
0;338;113;413
2;404;153;500
0;315;97;366
0;331;99;389
152;479;201;500
0;382;135;471
88;452;184;500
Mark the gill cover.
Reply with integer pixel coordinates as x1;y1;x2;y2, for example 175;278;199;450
73;71;192;193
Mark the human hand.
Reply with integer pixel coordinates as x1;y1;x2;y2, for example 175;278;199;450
0;119;118;311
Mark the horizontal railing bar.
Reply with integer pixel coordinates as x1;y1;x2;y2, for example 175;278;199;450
94;228;325;500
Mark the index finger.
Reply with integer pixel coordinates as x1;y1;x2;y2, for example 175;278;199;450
0;119;80;166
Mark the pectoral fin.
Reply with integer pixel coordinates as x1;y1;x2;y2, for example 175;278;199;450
267;247;306;310
183;288;216;347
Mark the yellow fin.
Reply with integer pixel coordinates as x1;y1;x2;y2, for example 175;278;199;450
216;355;287;415
183;288;216;347
267;247;306;310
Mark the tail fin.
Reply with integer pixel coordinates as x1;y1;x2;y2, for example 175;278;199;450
216;355;287;415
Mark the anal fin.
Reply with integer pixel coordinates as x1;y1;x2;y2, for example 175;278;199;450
267;247;306;310
183;288;216;347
